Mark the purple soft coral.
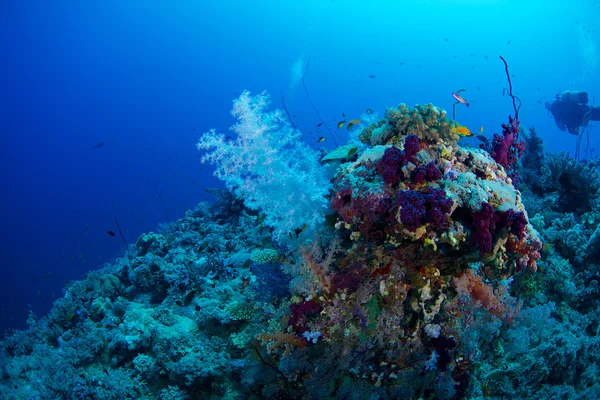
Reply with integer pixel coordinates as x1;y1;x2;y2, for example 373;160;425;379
377;135;422;186
404;134;421;159
353;193;396;241
470;203;499;254
411;161;442;184
398;190;427;231
289;300;321;332
333;261;368;293
471;203;529;254
379;146;404;186
491;115;525;174
497;209;528;239
331;187;354;223
423;187;453;230
398;188;453;232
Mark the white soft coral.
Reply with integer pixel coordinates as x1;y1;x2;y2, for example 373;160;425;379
197;90;330;245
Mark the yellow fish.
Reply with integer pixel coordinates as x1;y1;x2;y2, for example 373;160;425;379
317;136;326;142
454;125;474;137
479;126;484;133
542;243;551;252
347;122;354;130
337;120;346;129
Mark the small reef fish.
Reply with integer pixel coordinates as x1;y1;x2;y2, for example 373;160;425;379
316;122;322;127
366;108;374;114
337;120;346;129
197;241;209;252
452;92;470;107
317;136;326;142
476;135;488;143
292;223;308;238
479;126;484;133
347;122;354;130
350;119;361;125
93;142;104;149
542;243;551;252
368;75;376;79
107;230;116;237
241;277;251;290
453;125;475;137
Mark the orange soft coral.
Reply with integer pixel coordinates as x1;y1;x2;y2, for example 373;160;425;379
506;234;542;273
453;269;517;321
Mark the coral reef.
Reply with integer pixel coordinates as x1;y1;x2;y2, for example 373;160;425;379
2;95;600;399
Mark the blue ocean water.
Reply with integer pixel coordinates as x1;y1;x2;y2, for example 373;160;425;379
1;1;599;398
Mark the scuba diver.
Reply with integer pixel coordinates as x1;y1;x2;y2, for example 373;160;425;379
546;91;600;135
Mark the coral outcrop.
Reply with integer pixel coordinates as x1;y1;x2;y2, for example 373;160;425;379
256;104;542;398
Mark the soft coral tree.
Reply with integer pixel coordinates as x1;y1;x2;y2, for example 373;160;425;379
197;90;331;245
491;116;525;183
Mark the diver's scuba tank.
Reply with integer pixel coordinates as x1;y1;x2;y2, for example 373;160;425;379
560;90;589;104
591;105;600;121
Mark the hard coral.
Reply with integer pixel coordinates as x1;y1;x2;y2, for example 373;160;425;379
360;103;457;146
